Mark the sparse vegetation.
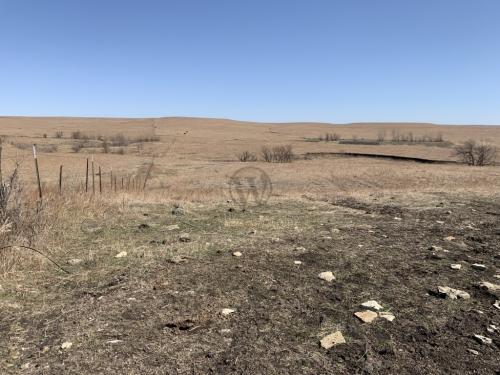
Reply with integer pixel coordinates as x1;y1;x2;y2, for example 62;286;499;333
454;139;497;166
55;131;64;138
237;150;257;162
72;141;85;153
261;145;294;163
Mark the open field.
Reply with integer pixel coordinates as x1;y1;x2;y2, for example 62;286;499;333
1;117;500;374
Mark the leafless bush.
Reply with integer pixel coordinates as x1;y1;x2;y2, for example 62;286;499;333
237;151;257;162
377;130;386;142
72;141;85;153
454;139;497;166
55;131;64;138
261;145;294;163
322;133;340;142
108;134;129;147
102;140;110;154
71;131;90;140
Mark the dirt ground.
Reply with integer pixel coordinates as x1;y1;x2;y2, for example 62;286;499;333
1;193;499;374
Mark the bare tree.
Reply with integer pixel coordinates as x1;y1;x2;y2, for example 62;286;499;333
237;151;257;162
454;140;497;166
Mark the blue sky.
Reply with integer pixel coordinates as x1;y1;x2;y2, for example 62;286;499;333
0;0;499;124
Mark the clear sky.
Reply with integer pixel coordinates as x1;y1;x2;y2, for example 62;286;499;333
0;0;499;124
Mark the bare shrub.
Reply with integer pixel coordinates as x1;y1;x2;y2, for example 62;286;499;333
377;130;386;142
323;133;340;142
262;145;294;163
71;131;89;140
55;131;63;138
72;141;85;153
237;151;257;162
109;134;129;147
454;140;497;166
261;146;273;162
102;140;110;154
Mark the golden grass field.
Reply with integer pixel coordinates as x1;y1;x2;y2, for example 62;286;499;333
1;116;500;202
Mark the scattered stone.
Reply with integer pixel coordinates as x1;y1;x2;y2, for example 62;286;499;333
487;324;498;333
295;246;306;252
467;349;480;355
320;331;346;349
494;300;500;310
394;217;402;221
106;340;123;344
379;312;395;322
67;258;83;265
248;229;257;235
179;233;191;242
355;310;378;323
220;329;232;334
494;275;500;279
360;300;383;312
138;223;150;229
232;251;242;257
270;237;281;243
473;334;492;345
294;260;302;265
444;236;456;241
172;206;185;215
318;271;335;282
166;224;180;231
436;220;444;224
221;308;235;316
450;264;462;270
477;281;500;293
332;228;340;233
61;341;73;350
0;284;3;293
472;264;487;271
115;251;127;258
431;252;446;260
437;286;470;300
429;245;443;251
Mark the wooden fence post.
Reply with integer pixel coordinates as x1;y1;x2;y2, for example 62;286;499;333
91;156;95;194
33;145;42;200
85;158;89;193
98;166;102;194
0;137;3;184
110;168;113;190
59;165;63;194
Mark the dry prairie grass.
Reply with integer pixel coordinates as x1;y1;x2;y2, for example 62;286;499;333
1;116;500;203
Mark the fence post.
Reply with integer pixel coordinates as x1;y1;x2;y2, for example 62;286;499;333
110;168;113;190
91;155;95;194
0;137;3;184
85;158;89;193
59;165;63;195
98;165;102;194
33;144;42;200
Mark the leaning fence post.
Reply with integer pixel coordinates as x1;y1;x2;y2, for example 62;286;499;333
85;158;89;193
59;165;63;195
98;165;102;194
0;137;3;184
33;144;42;200
91;155;95;194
